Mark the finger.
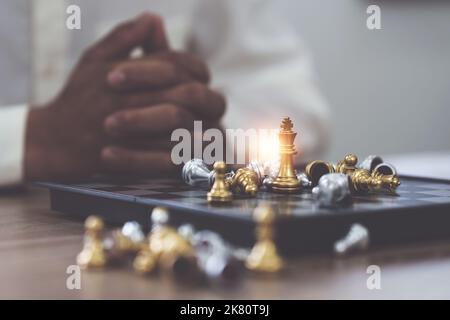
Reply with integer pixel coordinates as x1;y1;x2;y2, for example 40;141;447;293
83;12;168;61
104;104;195;136
151;51;210;83
124;82;226;120
107;60;191;90
101;146;176;175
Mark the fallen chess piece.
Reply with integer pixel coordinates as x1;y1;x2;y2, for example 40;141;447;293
229;167;259;196
337;154;400;194
312;173;351;207
77;215;108;269
148;207;199;279
182;159;215;188
179;224;244;283
334;224;370;256
359;155;383;172
246;203;283;273
305;160;335;187
207;162;233;203
104;221;147;260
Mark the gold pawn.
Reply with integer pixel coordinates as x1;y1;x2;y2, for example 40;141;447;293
133;236;157;274
230;167;259;196
336;154;358;175
207;161;233;203
246;204;283;273
272;117;301;193
351;169;400;194
77;215;108;269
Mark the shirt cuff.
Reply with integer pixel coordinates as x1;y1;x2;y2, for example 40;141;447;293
0;105;28;187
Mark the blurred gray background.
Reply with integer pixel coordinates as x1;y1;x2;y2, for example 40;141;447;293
279;0;450;161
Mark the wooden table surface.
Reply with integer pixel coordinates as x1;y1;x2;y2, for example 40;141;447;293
1;186;450;300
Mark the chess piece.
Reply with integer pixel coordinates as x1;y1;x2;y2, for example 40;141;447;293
133;236;157;274
182;159;214;188
336;154;358;175
246;204;283;273
149;207;197;276
351;168;400;194
312;173;351;207
192;230;243;282
271;117;301;193
296;172;312;188
373;162;398;176
334;224;370;256
359;155;383;172
77;215;108;269
305;160;336;187
105;221;147;255
229;167;259;196
207;162;233;203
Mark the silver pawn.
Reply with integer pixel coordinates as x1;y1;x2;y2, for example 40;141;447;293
182;159;215;188
312;173;351;207
334;224;370;256
359;155;383;172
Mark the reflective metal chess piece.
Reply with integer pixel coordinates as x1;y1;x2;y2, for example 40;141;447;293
148;207;197;277
296;172;312;188
373;162;398;176
247;160;266;185
77;215;108;269
359;155;383;172
207;162;233;203
105;221;147;255
334;224;370;256
133;236;157;274
312;173;351;207
182;159;215;188
246;204;283;273
305;160;336;187
336;154;359;176
229;167;259;196
271;117;301;193
351;168;400;194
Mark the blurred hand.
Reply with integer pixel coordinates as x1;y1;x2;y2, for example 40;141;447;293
25;13;225;181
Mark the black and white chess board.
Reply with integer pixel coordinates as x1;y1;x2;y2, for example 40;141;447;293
38;176;450;255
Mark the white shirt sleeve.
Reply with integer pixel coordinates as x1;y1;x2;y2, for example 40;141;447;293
0;105;28;187
189;0;331;161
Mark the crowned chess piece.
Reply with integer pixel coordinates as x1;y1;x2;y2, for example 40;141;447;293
207;162;233;203
305;160;336;187
229;167;259;196
246;204;283;273
336;154;358;175
271;117;301;193
77;216;108;269
351;168;400;194
312;173;351;207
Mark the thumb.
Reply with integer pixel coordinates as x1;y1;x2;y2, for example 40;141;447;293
83;12;169;61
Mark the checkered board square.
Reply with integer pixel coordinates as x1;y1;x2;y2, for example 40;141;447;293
37;176;450;254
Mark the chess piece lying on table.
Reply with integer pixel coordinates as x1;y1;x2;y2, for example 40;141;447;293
312;173;351;207
334;224;370;256
305;160;335;187
337;154;400;194
77;216;108;269
179;224;244;283
246;204;283;273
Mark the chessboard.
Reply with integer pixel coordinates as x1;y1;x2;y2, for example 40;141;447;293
38;175;450;255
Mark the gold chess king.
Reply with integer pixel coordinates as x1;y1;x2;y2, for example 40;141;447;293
271;117;301;193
